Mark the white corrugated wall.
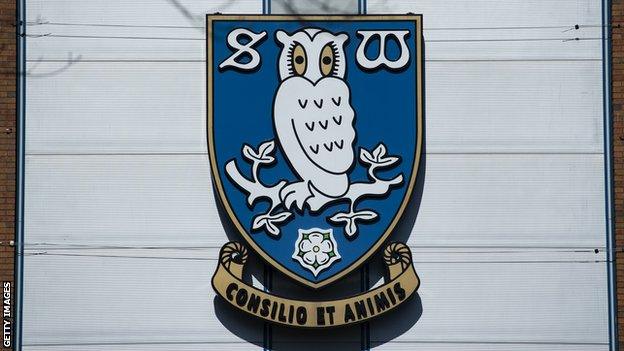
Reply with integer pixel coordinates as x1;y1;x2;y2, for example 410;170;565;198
21;0;612;350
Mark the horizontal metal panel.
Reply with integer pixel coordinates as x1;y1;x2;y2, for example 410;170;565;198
26;0;600;29
271;0;358;14
24;343;262;351
24;154;219;247
22;248;608;347
367;0;602;61
22;249;265;346
24;153;605;248
271;342;361;350
21;246;605;263
25;1;601;61
368;0;600;28
370;260;609;344
271;328;360;349
426;60;602;153
24;29;602;62
25;60;602;154
26;0;261;27
408;153;605;248
371;342;608;351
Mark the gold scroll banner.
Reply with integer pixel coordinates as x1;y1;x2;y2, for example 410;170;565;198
212;241;420;328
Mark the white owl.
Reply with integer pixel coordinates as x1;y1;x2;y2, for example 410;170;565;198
273;28;356;211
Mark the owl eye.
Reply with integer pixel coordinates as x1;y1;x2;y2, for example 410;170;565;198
292;43;307;76
320;44;336;76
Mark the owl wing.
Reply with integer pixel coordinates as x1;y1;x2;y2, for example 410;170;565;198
274;77;355;176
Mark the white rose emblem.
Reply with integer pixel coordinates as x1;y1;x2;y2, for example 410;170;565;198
293;228;341;276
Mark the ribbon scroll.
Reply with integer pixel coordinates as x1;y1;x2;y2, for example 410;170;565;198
212;242;420;328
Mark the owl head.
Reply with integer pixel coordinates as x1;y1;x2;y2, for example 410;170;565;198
275;28;349;84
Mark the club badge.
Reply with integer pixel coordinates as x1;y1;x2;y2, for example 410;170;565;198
208;15;423;328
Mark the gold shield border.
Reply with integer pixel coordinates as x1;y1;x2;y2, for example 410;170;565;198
206;14;423;289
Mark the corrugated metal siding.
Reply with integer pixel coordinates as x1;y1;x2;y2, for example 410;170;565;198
21;0;610;350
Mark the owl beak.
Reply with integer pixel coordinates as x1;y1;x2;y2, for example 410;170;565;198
308;72;324;85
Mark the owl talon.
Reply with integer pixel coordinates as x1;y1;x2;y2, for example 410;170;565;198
280;182;312;211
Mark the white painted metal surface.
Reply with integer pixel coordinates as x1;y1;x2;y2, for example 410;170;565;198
25;61;602;154
24;154;604;248
22;250;263;348
22;0;610;349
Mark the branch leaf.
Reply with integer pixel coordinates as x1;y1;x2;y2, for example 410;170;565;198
346;220;357;237
271;211;292;223
329;212;350;222
242;140;276;164
242;141;276;164
266;221;279;236
376;156;400;168
242;144;259;161
258;140;275;158
259;155;275;164
359;148;375;164
384;156;400;165
329;210;379;237
251;211;292;236
372;144;387;161
252;215;266;230
252;216;281;236
353;210;378;221
360;144;401;169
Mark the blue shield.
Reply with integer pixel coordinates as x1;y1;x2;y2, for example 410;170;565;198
207;15;423;288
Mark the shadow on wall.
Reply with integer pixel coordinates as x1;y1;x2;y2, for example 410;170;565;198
370;293;424;346
214;294;422;351
366;108;427;347
213;296;264;348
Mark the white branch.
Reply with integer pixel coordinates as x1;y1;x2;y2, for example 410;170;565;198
325;144;404;237
225;160;285;209
346;173;403;203
225;141;403;238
